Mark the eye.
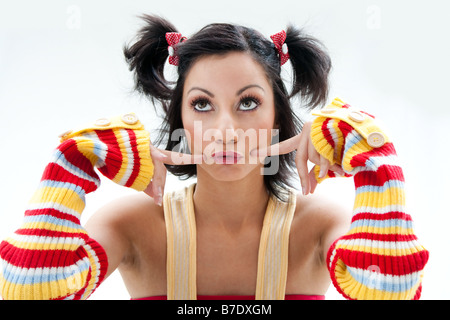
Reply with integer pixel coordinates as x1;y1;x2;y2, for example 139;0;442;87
191;98;213;112
239;97;260;111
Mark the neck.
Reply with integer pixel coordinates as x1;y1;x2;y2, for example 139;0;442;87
193;167;270;232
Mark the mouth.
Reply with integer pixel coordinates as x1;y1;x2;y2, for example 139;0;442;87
211;151;243;164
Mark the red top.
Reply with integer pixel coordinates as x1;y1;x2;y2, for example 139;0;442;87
132;294;325;300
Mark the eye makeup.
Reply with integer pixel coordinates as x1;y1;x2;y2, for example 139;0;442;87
189;93;262;113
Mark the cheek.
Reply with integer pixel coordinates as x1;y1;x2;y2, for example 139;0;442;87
182;117;204;154
251;114;277;146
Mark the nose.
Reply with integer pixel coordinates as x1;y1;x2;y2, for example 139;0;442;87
215;129;238;145
214;111;238;145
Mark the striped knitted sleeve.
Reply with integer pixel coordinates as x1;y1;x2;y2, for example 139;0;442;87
310;98;429;300
0;113;154;300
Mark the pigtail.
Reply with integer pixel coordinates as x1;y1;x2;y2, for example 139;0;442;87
123;14;177;110
285;25;332;109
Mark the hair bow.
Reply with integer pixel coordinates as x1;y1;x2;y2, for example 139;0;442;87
165;32;187;66
270;30;289;66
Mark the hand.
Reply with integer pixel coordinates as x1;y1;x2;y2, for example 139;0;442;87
143;145;203;206
252;122;344;195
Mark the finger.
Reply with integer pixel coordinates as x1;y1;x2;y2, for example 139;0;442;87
253;122;313;158
318;155;330;179
153;147;203;166
147;145;168;206
307;139;321;165
251;134;302;158
309;167;318;194
143;181;154;198
330;163;345;176
151;158;167;206
295;133;310;195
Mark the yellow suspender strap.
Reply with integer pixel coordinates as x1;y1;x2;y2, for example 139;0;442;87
163;184;197;300
255;190;296;300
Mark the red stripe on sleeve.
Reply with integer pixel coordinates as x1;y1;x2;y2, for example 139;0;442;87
40;162;99;194
334;248;429;276
56;139;98;179
95;130;122;181
321;118;335;149
124;129;141;188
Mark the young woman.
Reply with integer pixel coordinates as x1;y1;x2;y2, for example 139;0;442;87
0;15;428;300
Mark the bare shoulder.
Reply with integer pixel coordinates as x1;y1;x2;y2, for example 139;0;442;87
291;190;352;261
84;192;165;278
85;192;165;235
293;192;350;233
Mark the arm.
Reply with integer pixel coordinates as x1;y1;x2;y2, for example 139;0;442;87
0;114;153;300
312;98;429;300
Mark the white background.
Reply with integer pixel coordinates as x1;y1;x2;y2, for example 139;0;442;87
0;0;448;300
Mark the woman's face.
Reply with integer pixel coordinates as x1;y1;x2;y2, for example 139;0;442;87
181;51;277;181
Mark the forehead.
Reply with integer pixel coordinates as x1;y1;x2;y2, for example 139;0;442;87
183;52;272;93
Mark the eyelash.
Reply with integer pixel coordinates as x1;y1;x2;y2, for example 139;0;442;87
189;96;211;112
189;94;262;113
241;94;262;111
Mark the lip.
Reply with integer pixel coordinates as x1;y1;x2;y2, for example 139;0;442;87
211;151;243;164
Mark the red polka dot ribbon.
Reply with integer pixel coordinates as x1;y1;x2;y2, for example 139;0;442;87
270;30;289;66
165;32;187;66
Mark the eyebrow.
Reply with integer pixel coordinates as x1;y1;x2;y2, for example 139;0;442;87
236;84;265;96
187;87;215;97
187;84;265;97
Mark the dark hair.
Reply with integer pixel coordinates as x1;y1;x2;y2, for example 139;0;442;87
124;14;331;200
